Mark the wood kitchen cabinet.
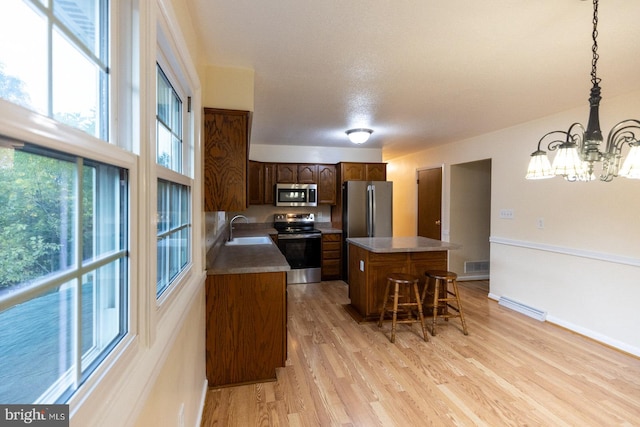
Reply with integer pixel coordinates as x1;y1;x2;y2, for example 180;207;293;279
249;161;276;205
321;232;341;280
338;162;387;182
263;163;276;204
317;164;337;205
206;272;287;387
276;163;318;184
203;108;251;211
297;164;318;183
365;163;387;181
276;164;297;183
248;160;264;205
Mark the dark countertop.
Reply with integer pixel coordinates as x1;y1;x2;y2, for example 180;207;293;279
207;225;342;275
346;236;461;253
207;229;290;275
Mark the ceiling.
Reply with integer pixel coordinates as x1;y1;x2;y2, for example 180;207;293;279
184;0;640;159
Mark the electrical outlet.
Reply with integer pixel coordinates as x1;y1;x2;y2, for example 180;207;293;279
499;209;514;219
359;260;365;271
537;217;545;229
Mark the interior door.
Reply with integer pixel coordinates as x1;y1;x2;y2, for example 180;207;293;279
417;167;442;240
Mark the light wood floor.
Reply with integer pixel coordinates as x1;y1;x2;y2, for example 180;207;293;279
201;280;640;426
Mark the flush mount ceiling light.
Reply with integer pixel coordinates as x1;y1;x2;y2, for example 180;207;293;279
526;0;640;182
346;128;373;144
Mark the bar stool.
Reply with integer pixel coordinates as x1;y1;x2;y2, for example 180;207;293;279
424;270;468;336
378;273;429;343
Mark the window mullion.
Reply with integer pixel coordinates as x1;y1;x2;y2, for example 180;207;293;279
73;158;84;390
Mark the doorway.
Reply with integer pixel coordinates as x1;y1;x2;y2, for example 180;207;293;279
449;159;491;280
417;167;442;240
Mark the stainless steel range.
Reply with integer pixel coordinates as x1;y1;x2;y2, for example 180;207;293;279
273;213;322;284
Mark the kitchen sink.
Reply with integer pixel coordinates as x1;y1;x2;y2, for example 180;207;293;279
224;236;272;246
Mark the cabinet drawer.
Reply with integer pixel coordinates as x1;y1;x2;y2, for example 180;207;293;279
323;250;341;260
322;233;341;242
323;241;341;251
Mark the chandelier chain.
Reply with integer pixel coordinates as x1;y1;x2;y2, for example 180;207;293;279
591;0;600;85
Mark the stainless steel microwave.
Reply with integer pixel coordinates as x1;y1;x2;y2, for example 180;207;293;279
275;183;318;207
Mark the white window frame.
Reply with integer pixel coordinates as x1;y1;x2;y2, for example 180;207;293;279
1;0;204;422
0;0;141;414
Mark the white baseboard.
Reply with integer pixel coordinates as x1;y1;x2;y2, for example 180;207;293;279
546;315;640;358
194;379;208;427
487;294;640;358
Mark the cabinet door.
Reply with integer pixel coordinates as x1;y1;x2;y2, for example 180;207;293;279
317;164;336;205
263;163;277;205
297;164;318;183
276;164;297;183
206;272;286;387
341;162;365;181
248;161;264;205
366;163;387;181
203;108;251;211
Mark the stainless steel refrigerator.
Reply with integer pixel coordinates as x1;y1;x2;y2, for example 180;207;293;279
342;181;393;280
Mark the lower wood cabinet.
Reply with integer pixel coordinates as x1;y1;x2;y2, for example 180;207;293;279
205;272;286;387
321;233;341;280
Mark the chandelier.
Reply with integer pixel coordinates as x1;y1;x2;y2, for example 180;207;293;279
526;0;640;182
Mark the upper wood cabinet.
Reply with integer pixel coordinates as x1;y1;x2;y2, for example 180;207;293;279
297;164;318;183
203;108;251;211
248;161;264;205
340;162;365;181
249;161;276;205
317;164;336;205
263;163;276;205
339;162;387;182
276;164;297;183
366;163;387;181
276;163;318;184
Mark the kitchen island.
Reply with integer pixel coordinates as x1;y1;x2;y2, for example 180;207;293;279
346;236;461;322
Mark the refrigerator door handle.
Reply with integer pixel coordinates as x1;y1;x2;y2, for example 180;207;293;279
367;184;375;236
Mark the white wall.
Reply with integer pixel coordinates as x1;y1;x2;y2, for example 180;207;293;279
250;144;382;164
385;89;640;356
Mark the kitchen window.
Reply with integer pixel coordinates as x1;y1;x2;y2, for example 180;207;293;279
0;0;110;141
155;62;192;298
0;143;128;404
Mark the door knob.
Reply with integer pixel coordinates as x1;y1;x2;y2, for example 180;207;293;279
435;220;441;225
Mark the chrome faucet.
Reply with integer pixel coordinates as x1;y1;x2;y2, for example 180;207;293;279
229;215;248;241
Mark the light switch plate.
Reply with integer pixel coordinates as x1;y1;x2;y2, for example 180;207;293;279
359;260;364;271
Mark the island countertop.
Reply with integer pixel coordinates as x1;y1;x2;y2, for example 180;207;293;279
346;236;461;253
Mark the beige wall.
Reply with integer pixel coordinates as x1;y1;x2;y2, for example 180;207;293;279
134;289;206;427
203;65;255;110
384;89;640;356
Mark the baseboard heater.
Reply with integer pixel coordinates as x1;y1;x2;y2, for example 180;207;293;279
498;297;547;321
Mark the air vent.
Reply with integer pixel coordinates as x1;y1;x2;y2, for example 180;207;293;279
464;261;489;273
498;297;547;321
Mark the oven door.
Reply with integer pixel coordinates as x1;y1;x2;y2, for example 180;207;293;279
277;233;322;283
